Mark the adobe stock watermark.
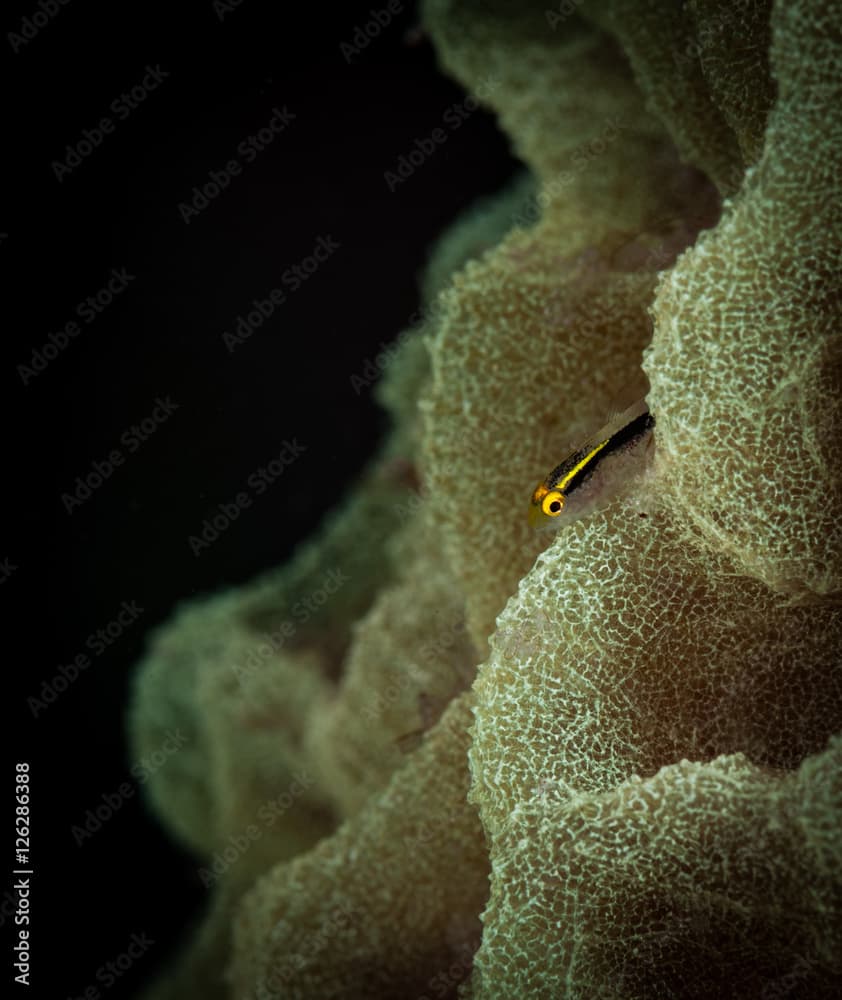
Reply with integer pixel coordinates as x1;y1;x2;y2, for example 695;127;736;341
197;769;316;887
389;455;461;523
384;75;500;191
349;328;412;395
360;604;470;727
252;901;358;999
27;600;144;718
419;613;470;668
65;931;154;1000
187;438;306;555
360;659;422;724
222;235;341;353
0;884;28;930
339;1;403;62
671;7;735;71
230;568;350;702
70;729;189;846
52;65;170;182
545;0;586;30
212;0;247;21
177;105;296;224
0;556;18;585
348;297;446;395
61;396;180;513
8;0;72;53
17;267;135;385
510;115;626;229
417;936;482;1000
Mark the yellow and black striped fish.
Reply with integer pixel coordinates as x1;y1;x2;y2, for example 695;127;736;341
529;399;655;527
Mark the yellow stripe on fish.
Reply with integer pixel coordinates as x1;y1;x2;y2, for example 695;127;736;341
529;400;655;526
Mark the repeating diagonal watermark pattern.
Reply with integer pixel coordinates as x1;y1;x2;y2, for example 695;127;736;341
212;0;247;22
250;901;358;999
70;729;189;846
230;568;351;703
197;768;315;887
0;557;18;585
222;236;341;353
187;438;307;555
339;1;403;63
384;75;500;191
8;0;73;54
416;935;482;1000
349;297;446;394
545;0;586;30
52;66;170;182
177;105;296;224
61;396;180;513
65;931;155;999
27;600;145;718
17;267;136;385
510;115;626;229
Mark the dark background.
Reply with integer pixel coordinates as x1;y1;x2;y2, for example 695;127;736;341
3;0;518;995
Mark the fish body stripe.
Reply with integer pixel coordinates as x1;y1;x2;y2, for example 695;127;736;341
546;410;655;498
552;437;611;494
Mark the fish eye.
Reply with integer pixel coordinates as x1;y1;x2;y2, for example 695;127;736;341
542;491;564;516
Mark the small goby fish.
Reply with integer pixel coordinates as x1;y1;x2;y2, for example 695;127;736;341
529;399;655;527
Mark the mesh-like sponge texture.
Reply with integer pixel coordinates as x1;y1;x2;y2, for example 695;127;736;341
687;0;775;165
231;694;489;1000
306;512;477;817
645;0;842;600
473;739;842;998
451;0;842;994
468;498;841;996
132;0;841;996
130;162;528;999
424;0;665;185
578;0;750;193
471;501;842;841
421;7;720;654
128;454;416;856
